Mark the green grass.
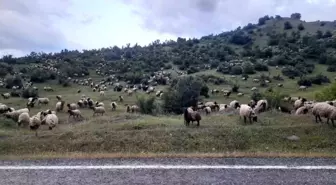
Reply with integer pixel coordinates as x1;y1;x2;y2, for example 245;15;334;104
1;63;336;159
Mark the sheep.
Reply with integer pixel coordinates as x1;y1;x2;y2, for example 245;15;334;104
91;106;105;116
127;90;133;96
41;113;59;130
278;83;283;87
27;97;38;108
0;104;10;114
251;87;258;91
77;89;81;93
229;100;240;109
111;102;117;111
37;98;50;106
29;115;41;136
184;107;201;126
295;106;310;115
204;101;219;111
99;91;105;96
204;106;211;115
87;98;94;108
126;105;139;113
237;93;244;97
56;95;62;101
253;79;260;83
95;101;104;107
254;100;268;114
278;106;292;114
55;101;65;112
18;112;30;127
67;103;78;110
294;98;307;110
1;93;10;99
67;109;83;120
77;99;84;108
119;95;124;102
239;104;258;124
299;85;307;90
312;102;336;124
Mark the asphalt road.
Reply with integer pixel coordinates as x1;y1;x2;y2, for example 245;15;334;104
1;157;336;185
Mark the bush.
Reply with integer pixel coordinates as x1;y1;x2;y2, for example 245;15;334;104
297;23;305;31
230;66;243;75
297;77;312;87
242;62;255;74
5;75;23;89
315;82;336;101
251;92;263;102
232;84;240;93
263;91;285;109
254;62;268;71
162;76;208;114
21;88;38;99
136;95;158;115
284;21;293;30
30;69;56;83
327;65;336;72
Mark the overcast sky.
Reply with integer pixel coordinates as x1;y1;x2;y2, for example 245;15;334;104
1;0;336;57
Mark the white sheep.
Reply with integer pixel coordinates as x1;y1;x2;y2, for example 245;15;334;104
99;91;105;96
56;95;62;101
18;112;30;127
1;93;10;99
0;104;10;114
254;99;268;113
294;98;307;110
127;90;133;96
251;87;257;91
95;102;104;107
111;102;117;111
299;85;307;90
312;102;336;124
67;109;83;120
229;100;240;109
127;105;139;113
29;115;41;136
37;98;50;106
204;101;219;111
56;101;65;112
204;106;211;115
41;113;59;130
237;93;244;97
67;103;78;110
295;106;310;115
92;106;105;116
239;104;258;124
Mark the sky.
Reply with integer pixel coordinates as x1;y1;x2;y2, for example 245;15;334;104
1;0;336;57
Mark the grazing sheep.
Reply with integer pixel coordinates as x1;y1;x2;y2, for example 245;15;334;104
295;106;310;115
278;106;292;114
294;98;307;110
204;101;220;111
184;107;201;126
87;98;94;108
18;112;30;126
251;87;258;91
229;100;240;109
130;105;139;113
312;102;336;124
278;83;283;87
1;93;10;99
77;89;81;93
239;104;258;124
27;97;38;108
95;101;104;107
67;109;83;120
77;99;84;108
67;103;78;110
119;95;124;102
37;98;50;106
127;90;133;96
254;100;268;113
0;104;10;114
299;85;307;90
204;106;211;115
99;91;105;96
29;115;41;136
41;113;59;130
56;95;62;101
237;93;244;97
111;102;117;111
55;101;65;112
91;106;105;116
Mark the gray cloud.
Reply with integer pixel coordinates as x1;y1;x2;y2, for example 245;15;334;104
124;0;336;37
0;0;74;56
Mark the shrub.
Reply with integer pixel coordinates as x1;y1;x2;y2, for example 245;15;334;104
230;66;243;75
327;65;336;72
263;91;285;109
232;84;240;93
21;88;39;99
251;92;263;102
162;76;208;114
284;21;293;30
5;75;23;89
297;77;312;87
297;23;305;31
254;62;268;71
315;82;336;101
136;95;158;115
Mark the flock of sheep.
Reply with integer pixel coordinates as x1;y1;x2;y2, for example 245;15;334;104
184;97;336;127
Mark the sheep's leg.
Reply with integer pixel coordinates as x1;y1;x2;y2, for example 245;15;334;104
327;118;330;125
197;120;200;127
244;116;247;124
315;115;319;123
318;115;322;123
249;117;252;124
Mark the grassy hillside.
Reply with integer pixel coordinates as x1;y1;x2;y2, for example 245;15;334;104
1;13;336;158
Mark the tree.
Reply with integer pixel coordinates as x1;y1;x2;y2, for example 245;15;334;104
323;31;333;38
290;13;301;20
162;76;208;114
316;30;323;39
297;23;305;31
284;21;293;30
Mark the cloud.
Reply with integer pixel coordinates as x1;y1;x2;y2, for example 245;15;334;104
0;0;77;56
123;0;336;37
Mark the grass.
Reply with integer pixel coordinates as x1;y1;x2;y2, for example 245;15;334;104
1;64;336;159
